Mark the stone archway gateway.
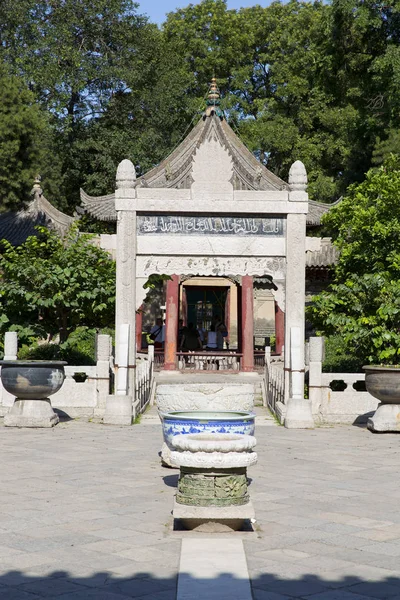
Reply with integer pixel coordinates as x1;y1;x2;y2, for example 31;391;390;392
83;79;314;426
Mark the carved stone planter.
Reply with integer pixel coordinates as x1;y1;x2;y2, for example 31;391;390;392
364;365;400;432
0;361;67;428
171;432;257;530
159;410;255;467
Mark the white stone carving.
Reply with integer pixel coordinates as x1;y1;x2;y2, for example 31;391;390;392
137;256;286;278
288;160;307;191
156;383;254;413
272;281;286;313
172;433;256;453
170;432;257;469
170;450;258;469
191;139;233;199
116;159;136;189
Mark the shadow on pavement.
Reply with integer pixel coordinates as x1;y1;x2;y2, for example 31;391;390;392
0;569;399;599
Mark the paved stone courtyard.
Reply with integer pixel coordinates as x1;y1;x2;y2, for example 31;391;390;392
1;414;400;599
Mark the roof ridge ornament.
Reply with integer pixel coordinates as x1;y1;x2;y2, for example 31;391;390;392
31;174;43;198
204;77;224;119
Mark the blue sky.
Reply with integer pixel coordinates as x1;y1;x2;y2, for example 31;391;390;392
141;0;275;25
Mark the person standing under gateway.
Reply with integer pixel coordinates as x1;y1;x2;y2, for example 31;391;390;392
213;315;227;350
150;317;165;350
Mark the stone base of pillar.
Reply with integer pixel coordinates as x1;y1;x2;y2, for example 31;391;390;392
368;403;400;432
103;395;132;425
4;399;59;428
284;398;314;429
173;498;255;531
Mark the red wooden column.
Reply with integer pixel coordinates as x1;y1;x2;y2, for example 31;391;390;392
275;301;285;355
136;306;143;353
164;275;179;370
241;275;254;372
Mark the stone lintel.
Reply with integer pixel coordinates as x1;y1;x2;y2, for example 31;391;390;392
137;236;286;257
131;198;307;215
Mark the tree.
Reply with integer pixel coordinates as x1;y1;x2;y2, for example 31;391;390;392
0;0;156;211
0;225;115;343
0;66;48;212
307;157;400;364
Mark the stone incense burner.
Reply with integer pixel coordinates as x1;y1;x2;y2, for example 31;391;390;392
0;360;66;428
364;365;400;432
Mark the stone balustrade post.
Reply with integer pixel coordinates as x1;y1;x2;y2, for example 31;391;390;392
284;326;314;429
308;336;324;419
95;334;111;413
4;331;18;360
148;345;154;364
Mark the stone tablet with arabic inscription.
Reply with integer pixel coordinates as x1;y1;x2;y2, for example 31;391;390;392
138;216;284;236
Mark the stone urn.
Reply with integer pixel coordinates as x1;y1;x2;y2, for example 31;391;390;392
159;410;255;467
0;361;67;428
363;365;400;432
171;432;257;530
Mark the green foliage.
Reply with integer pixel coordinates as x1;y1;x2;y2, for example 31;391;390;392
18;327;97;365
0;66;48;211
308;158;400;365
0;224;116;343
322;335;364;373
1;0;400;208
0;0;156;210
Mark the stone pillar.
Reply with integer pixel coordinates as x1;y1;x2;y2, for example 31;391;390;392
284;160;308;401
164;275;179;371
275;302;284;355
241;275;254;372
136;306;143;353
115;159;137;395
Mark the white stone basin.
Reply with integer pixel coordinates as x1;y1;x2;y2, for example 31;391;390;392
156;383;254;413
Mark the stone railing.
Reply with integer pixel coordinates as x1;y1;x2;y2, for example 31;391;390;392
308;337;379;424
263;347;285;417
0;332;113;420
135;346;154;415
177;351;242;371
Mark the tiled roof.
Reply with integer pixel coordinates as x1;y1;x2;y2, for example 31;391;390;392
0;190;75;246
307;198;342;226
306;237;339;267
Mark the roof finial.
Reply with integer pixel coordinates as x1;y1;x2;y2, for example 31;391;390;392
204;76;224;119
31;174;42;198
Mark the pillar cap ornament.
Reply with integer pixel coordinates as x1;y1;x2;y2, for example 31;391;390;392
288;160;307;191
116;159;136;189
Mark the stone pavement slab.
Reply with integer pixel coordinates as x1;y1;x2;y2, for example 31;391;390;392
0;419;400;598
177;538;252;599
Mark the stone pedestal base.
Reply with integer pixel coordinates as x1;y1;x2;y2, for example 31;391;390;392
103;395;132;425
161;443;178;468
173;498;255;531
4;398;59;428
284;397;314;429
368;403;400;432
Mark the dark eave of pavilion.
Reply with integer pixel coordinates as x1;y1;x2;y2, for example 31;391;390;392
0;178;75;246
